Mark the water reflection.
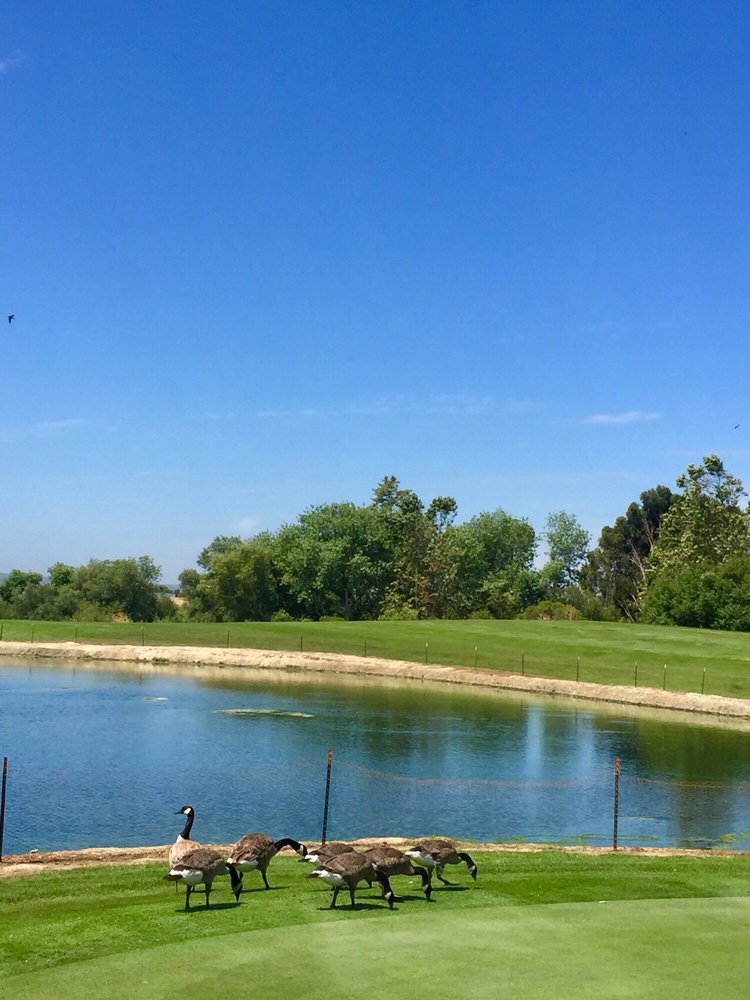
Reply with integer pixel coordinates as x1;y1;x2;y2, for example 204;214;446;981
1;661;750;853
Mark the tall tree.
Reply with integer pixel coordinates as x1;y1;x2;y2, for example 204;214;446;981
372;476;460;618
581;485;673;620
543;512;590;594
275;502;392;620
648;455;750;576
74;556;162;621
452;510;538;617
206;535;279;621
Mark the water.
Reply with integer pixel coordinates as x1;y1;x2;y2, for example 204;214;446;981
2;660;750;854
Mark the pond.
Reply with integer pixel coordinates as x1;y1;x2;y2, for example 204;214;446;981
2;660;750;854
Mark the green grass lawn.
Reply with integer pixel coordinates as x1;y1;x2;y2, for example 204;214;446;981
3;617;750;698
3;853;750;998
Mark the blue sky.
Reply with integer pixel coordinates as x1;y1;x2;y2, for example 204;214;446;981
3;2;750;582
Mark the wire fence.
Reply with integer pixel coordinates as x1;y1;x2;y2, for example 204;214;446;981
5;752;750;858
0;619;736;698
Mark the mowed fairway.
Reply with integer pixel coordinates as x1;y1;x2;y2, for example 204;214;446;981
4;852;750;999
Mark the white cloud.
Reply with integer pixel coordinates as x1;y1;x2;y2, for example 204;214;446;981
235;515;261;535
0;417;89;440
32;417;88;434
0;49;23;74
581;411;661;426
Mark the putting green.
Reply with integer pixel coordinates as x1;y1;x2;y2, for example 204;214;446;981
7;896;750;999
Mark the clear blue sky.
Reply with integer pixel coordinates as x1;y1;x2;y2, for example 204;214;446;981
3;2;749;582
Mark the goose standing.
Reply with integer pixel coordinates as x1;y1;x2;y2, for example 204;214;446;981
306;851;395;909
405;838;478;885
363;845;433;901
169;804;201;867
164;845;243;909
226;833;307;889
302;841;360;865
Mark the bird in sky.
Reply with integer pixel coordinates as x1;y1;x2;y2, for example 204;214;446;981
7;314;14;324
734;424;740;429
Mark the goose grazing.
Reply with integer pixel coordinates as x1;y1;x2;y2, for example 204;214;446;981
302;841;360;865
363;845;433;901
164;846;243;910
306;851;395;910
169;804;201;867
226;833;307;889
405;838;478;885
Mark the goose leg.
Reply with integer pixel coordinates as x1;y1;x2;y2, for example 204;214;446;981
261;867;271;890
436;866;455;886
185;885;193;910
330;886;340;909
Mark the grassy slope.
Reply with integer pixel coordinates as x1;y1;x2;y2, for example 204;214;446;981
4;853;750;998
3;618;750;698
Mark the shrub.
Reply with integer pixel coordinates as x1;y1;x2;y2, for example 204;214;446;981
518;600;580;621
270;609;294;622
378;604;419;621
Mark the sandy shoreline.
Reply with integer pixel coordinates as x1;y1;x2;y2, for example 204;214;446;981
2;838;740;879
2;638;750;721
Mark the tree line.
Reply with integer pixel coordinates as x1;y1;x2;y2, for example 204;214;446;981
3;457;750;630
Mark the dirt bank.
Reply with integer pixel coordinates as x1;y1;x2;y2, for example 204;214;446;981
2;839;739;879
2;639;750;721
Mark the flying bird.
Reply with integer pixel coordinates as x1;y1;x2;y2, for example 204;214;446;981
734;424;740;430
7;315;14;324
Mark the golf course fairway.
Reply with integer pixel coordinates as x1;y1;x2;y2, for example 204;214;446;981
4;853;750;998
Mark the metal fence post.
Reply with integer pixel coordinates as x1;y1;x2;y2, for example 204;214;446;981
0;756;8;863
321;749;333;846
613;757;620;850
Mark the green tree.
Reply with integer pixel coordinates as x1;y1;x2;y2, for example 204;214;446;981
372;477;464;618
206;535;279;621
642;555;750;631
74;556;163;621
582;486;673;620
275;502;392;620
0;569;46;618
649;456;750;576
372;477;431;616
543;512;590;594
452;510;539;617
196;536;243;571
0;569;44;604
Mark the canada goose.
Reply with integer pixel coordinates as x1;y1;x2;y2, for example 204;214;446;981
302;841;360;865
306;851;395;909
168;805;201;867
226;833;307;889
363;845;433;901
164;846;243;909
405;838;478;885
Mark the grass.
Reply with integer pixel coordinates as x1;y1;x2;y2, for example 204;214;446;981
3;617;750;699
3;853;750;998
